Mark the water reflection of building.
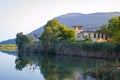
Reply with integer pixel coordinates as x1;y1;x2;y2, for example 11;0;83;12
73;26;111;42
74;71;82;80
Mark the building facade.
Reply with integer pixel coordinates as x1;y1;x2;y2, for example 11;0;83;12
73;26;110;42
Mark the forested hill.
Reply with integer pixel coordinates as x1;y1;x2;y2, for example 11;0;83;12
1;12;120;44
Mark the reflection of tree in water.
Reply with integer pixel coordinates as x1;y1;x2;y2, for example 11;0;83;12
15;51;42;71
15;51;112;80
15;51;29;70
15;51;74;80
40;55;74;80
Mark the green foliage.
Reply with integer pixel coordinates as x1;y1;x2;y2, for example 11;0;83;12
39;19;75;53
16;32;35;50
40;19;60;41
58;26;75;41
39;19;60;53
16;32;30;49
108;16;120;42
40;19;75;42
108;16;120;33
55;41;120;58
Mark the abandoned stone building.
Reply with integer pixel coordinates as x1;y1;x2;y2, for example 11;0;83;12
73;26;111;42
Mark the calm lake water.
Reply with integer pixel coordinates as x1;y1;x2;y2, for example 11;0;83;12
0;51;113;80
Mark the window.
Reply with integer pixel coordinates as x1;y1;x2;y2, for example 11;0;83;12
101;34;103;38
94;33;96;38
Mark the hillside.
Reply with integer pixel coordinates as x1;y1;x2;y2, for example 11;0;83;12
0;39;16;44
1;12;120;44
30;12;120;35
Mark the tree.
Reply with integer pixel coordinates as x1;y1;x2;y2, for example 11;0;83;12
108;16;120;42
39;19;61;53
58;26;75;41
39;19;75;53
40;19;60;41
16;32;30;49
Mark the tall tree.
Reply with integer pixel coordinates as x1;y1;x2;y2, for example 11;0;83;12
16;32;30;50
108;16;120;42
39;19;75;53
39;19;61;53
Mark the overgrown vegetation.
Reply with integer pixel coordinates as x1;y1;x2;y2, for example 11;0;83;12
55;41;120;59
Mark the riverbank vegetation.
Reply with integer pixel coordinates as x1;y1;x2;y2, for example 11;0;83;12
0;44;16;51
55;41;120;59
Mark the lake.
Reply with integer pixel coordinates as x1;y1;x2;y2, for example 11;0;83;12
0;51;113;80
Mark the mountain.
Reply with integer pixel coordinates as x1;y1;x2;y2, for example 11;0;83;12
56;12;120;30
0;39;16;44
1;12;120;44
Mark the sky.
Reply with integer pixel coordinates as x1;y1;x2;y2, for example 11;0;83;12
0;0;120;42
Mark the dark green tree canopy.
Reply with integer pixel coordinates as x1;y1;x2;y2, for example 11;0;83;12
39;19;75;53
16;32;30;49
108;16;120;42
40;19;75;42
108;16;120;33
